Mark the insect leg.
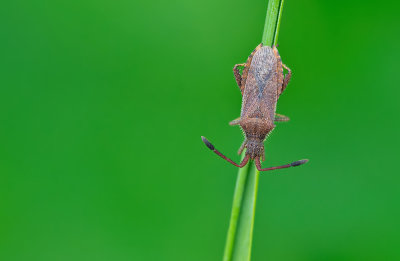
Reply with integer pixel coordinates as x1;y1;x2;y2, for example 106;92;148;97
255;157;308;172
234;43;264;95
239;43;264;94
233;63;246;92
260;146;265;161
201;136;250;168
279;63;292;97
273;45;284;94
229;118;241;126
274;113;290;122
237;139;247;155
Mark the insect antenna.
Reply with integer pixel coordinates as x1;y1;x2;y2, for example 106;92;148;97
201;136;250;168
255;157;308;172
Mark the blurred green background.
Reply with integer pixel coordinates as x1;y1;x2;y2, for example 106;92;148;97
1;0;400;260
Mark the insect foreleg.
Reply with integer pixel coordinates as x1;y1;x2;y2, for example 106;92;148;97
237;139;247;155
260;146;265;161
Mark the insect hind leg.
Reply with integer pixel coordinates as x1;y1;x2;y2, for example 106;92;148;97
233;63;246;92
233;43;264;95
279;63;292;96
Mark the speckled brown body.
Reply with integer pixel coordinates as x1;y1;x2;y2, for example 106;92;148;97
201;43;308;171
231;44;291;160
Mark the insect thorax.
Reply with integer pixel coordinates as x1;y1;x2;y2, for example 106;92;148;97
240;118;274;159
240;118;274;139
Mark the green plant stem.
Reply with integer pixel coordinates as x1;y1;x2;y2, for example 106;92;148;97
222;1;284;261
223;154;251;261
262;0;284;46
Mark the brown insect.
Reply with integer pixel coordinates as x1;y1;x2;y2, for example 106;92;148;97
202;43;308;172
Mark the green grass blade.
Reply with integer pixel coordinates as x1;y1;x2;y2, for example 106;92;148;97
262;0;284;46
222;0;284;260
231;163;259;261
223;155;251;261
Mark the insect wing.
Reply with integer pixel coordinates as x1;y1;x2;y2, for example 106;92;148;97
240;46;278;122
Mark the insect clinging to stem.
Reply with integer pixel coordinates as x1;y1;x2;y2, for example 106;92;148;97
201;43;308;172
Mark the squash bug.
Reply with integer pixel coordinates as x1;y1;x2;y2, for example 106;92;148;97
202;43;308;172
